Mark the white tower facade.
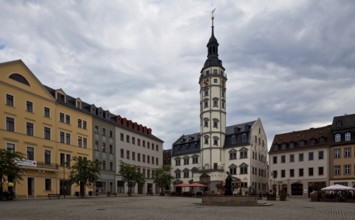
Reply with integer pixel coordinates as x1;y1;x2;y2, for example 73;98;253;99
199;14;227;175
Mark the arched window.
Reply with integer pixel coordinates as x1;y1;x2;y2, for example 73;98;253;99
204;118;209;127
213;118;219;128
345;132;351;141
204;135;209;145
9;73;30;86
335;134;341;142
213;136;219;146
213;97;219;107
204;98;209;108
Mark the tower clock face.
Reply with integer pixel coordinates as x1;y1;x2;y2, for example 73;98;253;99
203;78;209;86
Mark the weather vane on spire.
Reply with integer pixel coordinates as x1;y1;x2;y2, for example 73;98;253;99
211;8;216;23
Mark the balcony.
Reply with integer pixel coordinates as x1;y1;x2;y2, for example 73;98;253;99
18;160;59;172
195;164;224;173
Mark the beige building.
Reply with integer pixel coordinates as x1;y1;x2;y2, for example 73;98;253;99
269;126;331;197
114;116;163;194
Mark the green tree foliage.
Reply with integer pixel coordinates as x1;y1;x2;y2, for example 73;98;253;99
69;156;101;197
0;149;24;193
119;162;145;196
153;165;174;195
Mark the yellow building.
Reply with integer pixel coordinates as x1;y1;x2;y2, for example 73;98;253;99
0;60;92;198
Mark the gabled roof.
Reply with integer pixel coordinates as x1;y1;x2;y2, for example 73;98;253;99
332;113;355;130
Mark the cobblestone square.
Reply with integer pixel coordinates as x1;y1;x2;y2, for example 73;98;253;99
1;196;355;220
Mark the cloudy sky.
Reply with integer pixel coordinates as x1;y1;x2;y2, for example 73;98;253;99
1;0;355;149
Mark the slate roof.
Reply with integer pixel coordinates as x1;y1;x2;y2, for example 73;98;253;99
269;125;332;154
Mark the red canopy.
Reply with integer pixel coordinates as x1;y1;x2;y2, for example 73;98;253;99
175;183;208;188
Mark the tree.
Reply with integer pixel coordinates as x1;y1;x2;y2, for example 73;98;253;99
69;157;101;197
0;149;24;194
153;165;174;196
119;162;145;196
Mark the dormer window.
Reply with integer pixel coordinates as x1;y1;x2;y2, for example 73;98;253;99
57;93;65;102
335;134;341;142
345;132;351;141
299;141;305;147
75;99;82;109
91;106;96;114
336;120;342;127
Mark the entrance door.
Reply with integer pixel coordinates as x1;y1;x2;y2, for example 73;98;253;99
60;180;71;196
138;183;143;194
27;178;34;197
147;183;153;194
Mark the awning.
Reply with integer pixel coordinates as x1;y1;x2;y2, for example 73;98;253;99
321;184;355;191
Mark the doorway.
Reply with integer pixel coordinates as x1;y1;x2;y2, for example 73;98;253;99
27;178;34;197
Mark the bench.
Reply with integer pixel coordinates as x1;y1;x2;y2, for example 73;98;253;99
48;194;61;199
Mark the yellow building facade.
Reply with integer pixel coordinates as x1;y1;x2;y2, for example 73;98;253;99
0;60;92;198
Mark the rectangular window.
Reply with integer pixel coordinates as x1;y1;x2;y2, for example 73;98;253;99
7;143;15;152
6;117;15;132
309;152;314;161
44;107;50;118
109;145;113;154
27;147;34;160
120;149;124;158
65;133;71;145
44;127;51;140
60;132;65;143
60;153;65;166
94;125;99;133
132;137;135;145
183;170;189;178
192;157;198;164
26;101;33;112
109;130;113;138
318;167;324;176
143;140;146;147
308;168;314;176
137;139;141;146
83;138;87;148
126;135;130;143
137;153;141;162
273;156;277;164
299;168;304;177
335;148;341;158
102;143;106;152
147;156;150;164
184;157;189;165
78;119;82;128
102;161;106;170
65;115;70;124
290;169;294;177
78;137;82;147
95;141;99;150
44;150;51;164
156;145;159;151
147;142;150;149
60;113;65;123
110;162;113;171
83;121;87;129
143;155;146;163
6;94;14;106
66;154;71;167
290;154;294;162
281;170;285;178
318;151;324;160
156;158;158;165
132;152;135;161
102;128;106;136
334;165;341;175
120;133;124;141
26;122;34;136
344;165;351;175
299;153;304;162
344;148;351;158
45;179;51;191
281;155;285;163
126;150;130;159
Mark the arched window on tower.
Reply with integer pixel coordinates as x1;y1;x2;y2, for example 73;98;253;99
213;136;219;146
213;118;219;128
204;88;209;96
204;118;209;127
204;98;209;108
204;135;209;145
213;97;219;107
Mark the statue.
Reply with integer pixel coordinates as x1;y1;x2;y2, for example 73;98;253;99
224;172;233;196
